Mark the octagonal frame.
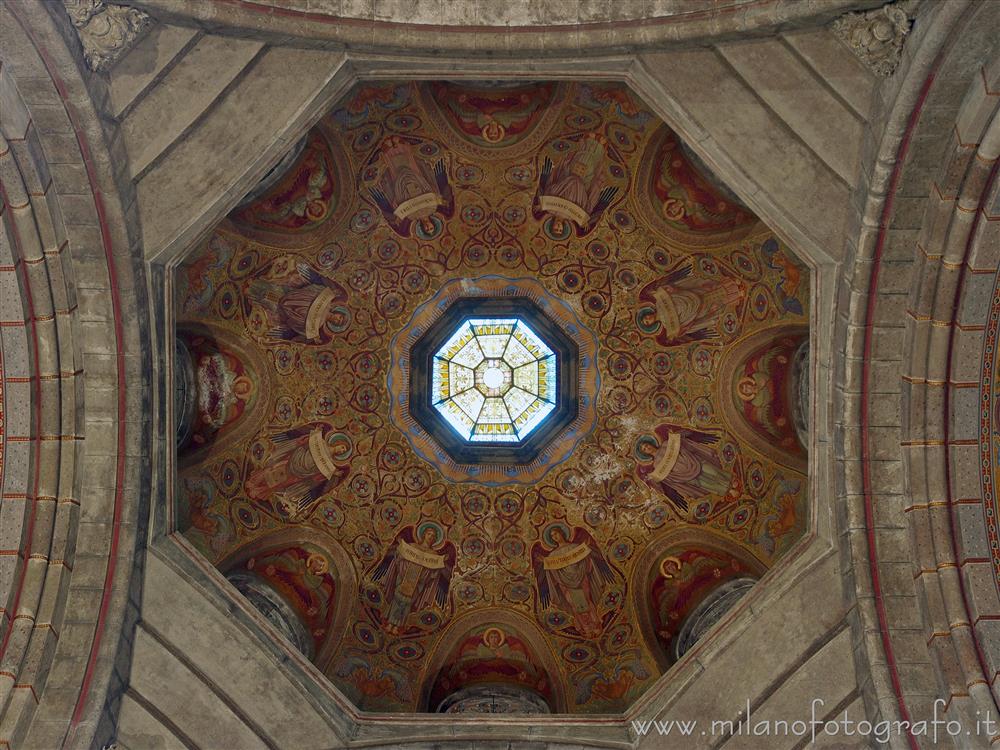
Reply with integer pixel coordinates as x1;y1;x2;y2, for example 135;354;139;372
409;297;579;464
148;58;834;749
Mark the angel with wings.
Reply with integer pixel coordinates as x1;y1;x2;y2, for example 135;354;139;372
531;525;616;639
637;262;744;348
244;422;350;521
368;136;455;238
243;259;350;345
532;133;618;238
371;525;456;636
636;426;731;514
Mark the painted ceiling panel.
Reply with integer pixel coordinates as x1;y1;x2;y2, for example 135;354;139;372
174;80;810;714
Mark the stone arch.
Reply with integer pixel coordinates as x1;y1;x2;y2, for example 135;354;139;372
836;0;1000;740
418;608;568;714
13;0;976;741
631;528;766;672
128;0;869;54
0;3;147;748
216;526;357;671
901;49;1000;725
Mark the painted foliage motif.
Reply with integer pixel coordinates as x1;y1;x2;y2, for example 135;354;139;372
175;80;811;713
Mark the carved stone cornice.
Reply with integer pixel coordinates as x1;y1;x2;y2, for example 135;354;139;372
62;0;151;72
832;0;918;77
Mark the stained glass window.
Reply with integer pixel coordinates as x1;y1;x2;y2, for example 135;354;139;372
432;318;557;443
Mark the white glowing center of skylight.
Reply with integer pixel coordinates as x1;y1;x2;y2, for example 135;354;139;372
482;367;505;389
432;317;557;443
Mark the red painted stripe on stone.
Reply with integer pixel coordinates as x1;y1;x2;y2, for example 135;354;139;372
860;51;938;750
0;179;44;678
0;248;4;570
5;6;129;746
952;154;1000;714
864;17;1000;737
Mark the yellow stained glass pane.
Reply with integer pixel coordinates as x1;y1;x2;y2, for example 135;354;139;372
477;333;510;358
440;399;475;439
503;334;535;367
471;422;516;441
477;397;510;424
449;362;474;396
513;399;556;436
514;362;539;395
469;319;516;337
438;321;476;360
432;317;558;444
536;355;555;402
503;386;535;421
452;387;485;422
452;336;485;369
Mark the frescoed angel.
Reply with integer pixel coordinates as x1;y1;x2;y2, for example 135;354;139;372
371;524;457;636
636;426;732;513
244;547;334;639
736;338;802;453
751;478;802;557
532;133;618;238
531;525;617;638
244;422;351;521
242;258;350;345
368;136;454;238
637;262;744;347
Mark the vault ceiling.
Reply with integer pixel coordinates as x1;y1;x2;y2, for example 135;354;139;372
173;79;811;714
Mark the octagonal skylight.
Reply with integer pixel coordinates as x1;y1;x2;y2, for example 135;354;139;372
431;318;556;443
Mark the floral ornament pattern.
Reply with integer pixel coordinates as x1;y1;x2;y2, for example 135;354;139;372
175;80;810;714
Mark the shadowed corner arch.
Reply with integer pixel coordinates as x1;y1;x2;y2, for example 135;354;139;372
631;528;767;673
416;608;569;714
175;321;274;468
716;323;809;473
636;123;762;250
216;527;357;673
